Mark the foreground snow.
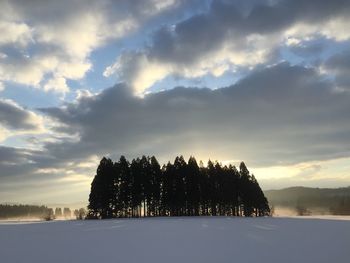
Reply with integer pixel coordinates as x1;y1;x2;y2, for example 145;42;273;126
1;217;349;263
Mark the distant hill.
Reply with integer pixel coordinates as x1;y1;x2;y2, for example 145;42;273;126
264;186;350;215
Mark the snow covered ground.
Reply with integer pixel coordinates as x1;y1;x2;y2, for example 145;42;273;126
1;216;349;263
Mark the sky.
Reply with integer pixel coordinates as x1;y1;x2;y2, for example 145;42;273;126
1;0;350;205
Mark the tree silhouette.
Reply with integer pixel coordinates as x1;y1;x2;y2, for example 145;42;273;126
63;207;71;218
55;207;62;218
0;204;52;219
87;155;270;219
74;208;87;220
187;156;200;216
87;157;114;219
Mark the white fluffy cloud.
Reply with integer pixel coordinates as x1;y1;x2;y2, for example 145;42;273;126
0;0;183;94
0;21;32;46
43;75;69;94
104;52;172;94
104;38;273;94
105;0;350;94
284;15;350;45
0;0;132;93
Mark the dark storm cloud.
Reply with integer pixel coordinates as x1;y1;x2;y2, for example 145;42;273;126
40;63;350;167
0;146;31;165
0;144;88;182
325;51;350;72
8;0;204;26
324;51;350;90
0;99;41;130
0;146;38;179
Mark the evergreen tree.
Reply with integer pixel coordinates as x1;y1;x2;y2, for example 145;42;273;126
239;162;252;216
150;156;162;216
173;156;187;216
140;156;151;216
161;162;173;216
187;156;201;216
118;156;131;217
63;207;71;218
88;157;114;219
55;207;62;218
0;204;51;219
87;155;270;219
130;158;143;217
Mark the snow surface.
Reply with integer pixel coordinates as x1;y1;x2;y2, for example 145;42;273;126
1;217;349;263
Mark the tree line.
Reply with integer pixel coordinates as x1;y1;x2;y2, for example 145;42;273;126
0;204;87;220
265;186;350;215
0;204;50;219
87;155;270;219
54;207;71;218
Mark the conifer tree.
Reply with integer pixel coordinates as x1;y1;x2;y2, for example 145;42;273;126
187;156;200;216
88;157;114;219
55;207;62;218
87;155;270;219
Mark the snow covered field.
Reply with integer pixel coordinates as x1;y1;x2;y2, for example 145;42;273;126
1;217;349;263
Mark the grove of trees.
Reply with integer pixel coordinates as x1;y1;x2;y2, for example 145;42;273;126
87;155;270;219
54;207;72;218
0;204;51;219
74;208;87;220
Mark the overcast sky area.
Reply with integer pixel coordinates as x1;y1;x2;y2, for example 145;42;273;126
1;0;350;205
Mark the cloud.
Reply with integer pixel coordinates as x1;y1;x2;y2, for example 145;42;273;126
2;62;350;202
2;0;350;203
0;20;32;46
105;0;350;93
43;75;69;94
0;144;98;204
42;63;350;167
0;0;188;94
0;98;46;142
0;99;43;131
0;146;41;170
104;51;172;94
323;50;350;91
